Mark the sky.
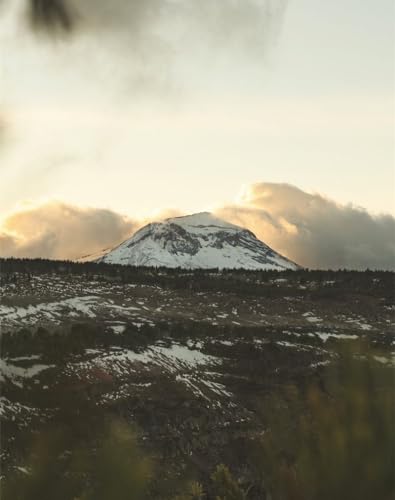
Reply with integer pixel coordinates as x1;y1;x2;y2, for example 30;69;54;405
0;0;394;269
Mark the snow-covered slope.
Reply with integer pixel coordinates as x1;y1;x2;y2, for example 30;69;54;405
98;212;298;270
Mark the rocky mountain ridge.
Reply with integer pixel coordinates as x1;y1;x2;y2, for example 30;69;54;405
98;212;298;270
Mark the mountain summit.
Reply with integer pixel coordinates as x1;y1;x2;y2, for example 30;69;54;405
98;212;298;270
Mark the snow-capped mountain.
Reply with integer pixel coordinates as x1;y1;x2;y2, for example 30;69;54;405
98;212;298;270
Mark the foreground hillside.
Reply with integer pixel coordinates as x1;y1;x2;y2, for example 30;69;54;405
0;259;394;499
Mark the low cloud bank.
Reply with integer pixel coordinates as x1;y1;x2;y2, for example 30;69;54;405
216;183;395;270
0;201;137;261
1;183;394;270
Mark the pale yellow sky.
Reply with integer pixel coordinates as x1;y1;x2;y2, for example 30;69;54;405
1;0;394;218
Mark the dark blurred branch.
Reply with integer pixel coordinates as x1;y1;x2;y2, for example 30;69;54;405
29;0;74;32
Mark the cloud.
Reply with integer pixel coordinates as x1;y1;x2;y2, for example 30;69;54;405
216;183;395;271
2;183;394;270
0;201;138;260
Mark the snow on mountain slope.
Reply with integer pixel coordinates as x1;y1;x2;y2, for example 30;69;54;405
98;212;299;270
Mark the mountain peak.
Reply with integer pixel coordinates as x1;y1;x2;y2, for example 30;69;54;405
165;212;241;231
98;212;298;270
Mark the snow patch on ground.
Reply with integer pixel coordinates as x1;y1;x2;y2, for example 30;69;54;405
0;296;101;324
314;332;359;343
217;340;234;347
303;312;323;323
110;325;126;335
374;354;395;365
0;359;54;382
72;343;220;379
0;396;42;421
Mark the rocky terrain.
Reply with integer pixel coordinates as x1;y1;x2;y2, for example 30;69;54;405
0;259;394;496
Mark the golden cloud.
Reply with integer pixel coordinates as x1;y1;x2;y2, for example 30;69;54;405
216;183;395;270
0;201;137;261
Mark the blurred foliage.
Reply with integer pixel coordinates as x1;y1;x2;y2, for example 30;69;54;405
173;481;205;500
2;419;151;500
210;464;246;500
257;343;395;500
